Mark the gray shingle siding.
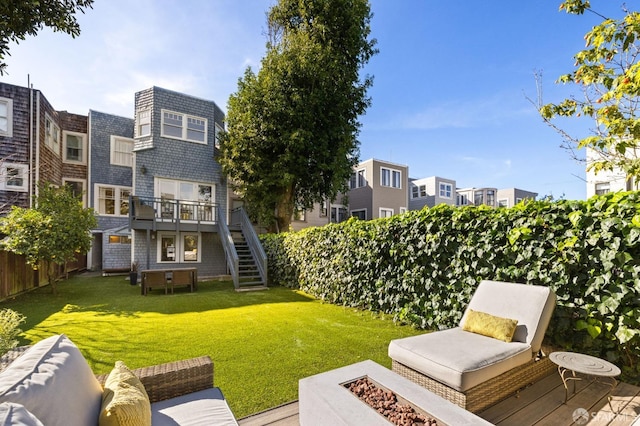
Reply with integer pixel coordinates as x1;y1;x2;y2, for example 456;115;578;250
88;110;134;230
102;233;131;271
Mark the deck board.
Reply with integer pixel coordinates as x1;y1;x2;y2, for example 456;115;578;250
237;377;640;426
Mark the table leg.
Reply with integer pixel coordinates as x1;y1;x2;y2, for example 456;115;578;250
557;365;581;403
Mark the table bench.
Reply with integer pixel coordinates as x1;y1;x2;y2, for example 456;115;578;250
141;268;197;295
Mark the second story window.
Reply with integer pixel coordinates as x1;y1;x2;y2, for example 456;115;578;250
137;110;151;137
349;169;366;189
110;136;134;167
63;131;87;164
439;183;452;198
381;167;401;189
0;97;13;137
161;110;207;144
96;185;131;216
45;115;60;155
1;163;28;192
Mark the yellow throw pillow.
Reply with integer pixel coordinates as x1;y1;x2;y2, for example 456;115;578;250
99;361;151;426
462;309;519;342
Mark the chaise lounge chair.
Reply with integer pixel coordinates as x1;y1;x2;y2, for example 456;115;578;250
388;280;556;413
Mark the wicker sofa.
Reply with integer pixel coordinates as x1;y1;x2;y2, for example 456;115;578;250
389;280;557;413
0;334;238;425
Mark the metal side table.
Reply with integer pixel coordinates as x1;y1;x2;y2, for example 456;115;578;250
550;351;621;411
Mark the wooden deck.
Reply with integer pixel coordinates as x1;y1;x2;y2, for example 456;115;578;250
238;373;640;425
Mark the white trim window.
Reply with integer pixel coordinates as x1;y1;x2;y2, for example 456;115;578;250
110;136;134;167
95;184;131;216
45;115;60;155
156;178;214;221
161;109;207;144
399;207;407;214
412;184;427;199
158;232;201;263
595;182;610;195
137;109;151;137
439;183;453;199
0;97;13;137
330;205;347;223
381;167;401;189
215;123;223;148
63;178;87;207
497;199;509;208
63;131;87;164
0;163;28;192
349;169;366;189
351;209;367;220
379;208;394;218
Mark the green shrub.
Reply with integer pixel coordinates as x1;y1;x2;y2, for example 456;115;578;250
261;192;640;383
0;308;26;356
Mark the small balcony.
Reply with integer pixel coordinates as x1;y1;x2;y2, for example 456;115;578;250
130;196;218;233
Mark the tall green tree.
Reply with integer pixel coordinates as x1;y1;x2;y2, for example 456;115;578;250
0;183;96;295
539;1;640;185
0;0;94;74
219;0;377;232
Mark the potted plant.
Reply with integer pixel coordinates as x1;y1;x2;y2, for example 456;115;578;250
129;261;139;285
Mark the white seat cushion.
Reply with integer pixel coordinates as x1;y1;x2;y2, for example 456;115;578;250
0;402;43;426
389;328;532;392
0;334;103;426
151;387;238;426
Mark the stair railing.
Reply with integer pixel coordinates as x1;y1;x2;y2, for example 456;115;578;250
217;206;239;289
235;207;268;286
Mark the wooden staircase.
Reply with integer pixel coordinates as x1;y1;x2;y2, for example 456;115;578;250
231;229;267;290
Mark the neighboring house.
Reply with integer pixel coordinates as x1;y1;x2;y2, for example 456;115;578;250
456;187;498;207
408;176;456;210
127;87;229;279
496;188;538;208
585;147;637;197
348;158;408;220
0;82;88;271
290;198;348;231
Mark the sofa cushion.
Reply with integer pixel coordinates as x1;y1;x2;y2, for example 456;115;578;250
151;387;238;426
100;361;151;426
462;309;518;342
0;334;103;426
0;402;43;426
459;280;556;353
388;328;532;391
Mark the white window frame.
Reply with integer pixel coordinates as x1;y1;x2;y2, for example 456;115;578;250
515;197;523;204
349;169;366;189
0;163;28;192
399;207;407;214
161;109;207;144
497;199;509;208
381;167;402;189
351;209;367;220
137;109;151;137
0;97;13;137
157;232;202;263
330;204;347;223
215;123;223;148
63;178;87;207
94;184;132;217
379;207;394;218
439;183;453;199
62;131;87;164
110;136;134;167
45;114;60;155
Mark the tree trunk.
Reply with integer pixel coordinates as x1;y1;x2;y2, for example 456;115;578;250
46;261;58;296
273;184;295;233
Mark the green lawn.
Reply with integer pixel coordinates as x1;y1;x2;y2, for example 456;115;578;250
0;273;423;418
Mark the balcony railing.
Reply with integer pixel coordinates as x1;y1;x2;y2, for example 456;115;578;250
130;196;217;224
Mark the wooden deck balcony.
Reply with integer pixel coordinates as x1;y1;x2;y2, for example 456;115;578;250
129;196;218;233
238;372;640;425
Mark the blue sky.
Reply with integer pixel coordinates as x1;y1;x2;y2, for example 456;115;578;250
1;1;629;200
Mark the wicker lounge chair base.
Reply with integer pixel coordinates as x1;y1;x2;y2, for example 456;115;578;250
392;355;556;414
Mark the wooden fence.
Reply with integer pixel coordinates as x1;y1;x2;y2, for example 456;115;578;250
0;251;86;300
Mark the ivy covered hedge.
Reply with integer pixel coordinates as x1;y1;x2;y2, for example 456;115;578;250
260;192;640;381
